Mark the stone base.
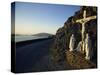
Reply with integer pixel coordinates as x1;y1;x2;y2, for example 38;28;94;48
66;50;96;69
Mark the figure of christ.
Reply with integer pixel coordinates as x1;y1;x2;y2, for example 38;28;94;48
76;10;96;53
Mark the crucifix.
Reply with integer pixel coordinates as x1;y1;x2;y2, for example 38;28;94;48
76;10;96;53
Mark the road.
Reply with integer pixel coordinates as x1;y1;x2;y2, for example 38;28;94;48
16;38;54;73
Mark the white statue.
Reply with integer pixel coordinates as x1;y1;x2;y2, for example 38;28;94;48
75;41;82;52
85;34;92;60
69;34;75;51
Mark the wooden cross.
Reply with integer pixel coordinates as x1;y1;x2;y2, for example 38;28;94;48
76;10;96;52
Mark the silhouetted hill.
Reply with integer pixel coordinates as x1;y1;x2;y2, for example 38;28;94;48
33;33;54;37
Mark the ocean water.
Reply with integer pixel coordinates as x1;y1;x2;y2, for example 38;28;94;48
15;35;48;42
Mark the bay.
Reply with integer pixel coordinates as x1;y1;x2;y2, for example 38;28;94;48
15;35;48;42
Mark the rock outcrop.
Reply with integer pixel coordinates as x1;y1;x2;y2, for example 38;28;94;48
52;6;97;68
66;51;96;69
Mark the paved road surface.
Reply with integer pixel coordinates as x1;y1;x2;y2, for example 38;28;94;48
16;38;54;73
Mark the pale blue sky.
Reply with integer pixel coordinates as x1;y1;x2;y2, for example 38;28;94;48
14;2;80;35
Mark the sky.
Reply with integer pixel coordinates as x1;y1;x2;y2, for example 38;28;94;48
12;2;80;35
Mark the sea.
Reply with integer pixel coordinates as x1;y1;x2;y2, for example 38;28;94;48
15;35;48;42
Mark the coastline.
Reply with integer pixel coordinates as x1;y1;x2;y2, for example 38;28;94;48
13;37;54;48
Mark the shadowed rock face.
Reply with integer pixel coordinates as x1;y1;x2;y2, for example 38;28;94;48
52;6;97;66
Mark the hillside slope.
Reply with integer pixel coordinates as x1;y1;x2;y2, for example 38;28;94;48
51;6;97;69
